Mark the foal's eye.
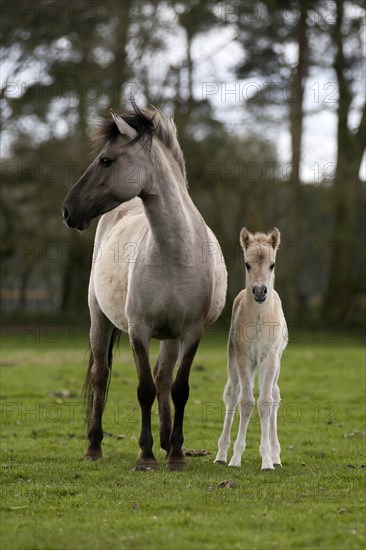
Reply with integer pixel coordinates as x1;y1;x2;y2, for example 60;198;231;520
270;263;276;270
100;156;113;167
245;262;251;270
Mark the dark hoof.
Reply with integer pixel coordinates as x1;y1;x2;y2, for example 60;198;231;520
261;467;275;472
214;460;227;466
274;463;283;468
84;449;103;461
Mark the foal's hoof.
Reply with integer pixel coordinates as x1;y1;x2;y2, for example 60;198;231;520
274;463;283;468
166;457;187;471
214;460;227;466
133;457;157;471
84;449;103;461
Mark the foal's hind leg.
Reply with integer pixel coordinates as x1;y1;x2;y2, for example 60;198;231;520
85;298;115;461
154;340;179;453
270;377;281;467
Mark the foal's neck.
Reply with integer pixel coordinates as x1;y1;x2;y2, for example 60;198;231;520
245;288;275;317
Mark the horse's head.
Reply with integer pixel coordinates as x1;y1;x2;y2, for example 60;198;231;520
240;227;281;303
62;110;154;230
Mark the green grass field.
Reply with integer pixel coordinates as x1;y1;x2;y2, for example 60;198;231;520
1;326;365;550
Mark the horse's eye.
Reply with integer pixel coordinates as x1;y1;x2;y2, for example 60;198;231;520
270;263;276;270
245;262;251;270
100;156;113;167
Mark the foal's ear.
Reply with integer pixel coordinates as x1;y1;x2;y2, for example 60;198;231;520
268;227;281;250
240;227;254;250
111;110;138;141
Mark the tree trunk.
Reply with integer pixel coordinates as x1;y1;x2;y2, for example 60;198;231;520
321;0;365;325
287;1;308;320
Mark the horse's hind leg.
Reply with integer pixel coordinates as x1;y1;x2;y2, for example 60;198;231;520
167;331;201;471
154;340;179;453
84;297;116;461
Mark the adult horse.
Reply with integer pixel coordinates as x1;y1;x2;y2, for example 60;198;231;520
62;104;227;470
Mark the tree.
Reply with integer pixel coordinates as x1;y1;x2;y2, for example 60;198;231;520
321;0;365;324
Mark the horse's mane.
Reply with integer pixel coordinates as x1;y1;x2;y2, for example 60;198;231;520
92;101;186;181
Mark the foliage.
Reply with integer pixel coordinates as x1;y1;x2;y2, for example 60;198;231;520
0;0;365;325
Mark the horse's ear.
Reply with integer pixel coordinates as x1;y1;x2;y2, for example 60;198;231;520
240;227;254;250
110;110;138;141
268;227;281;250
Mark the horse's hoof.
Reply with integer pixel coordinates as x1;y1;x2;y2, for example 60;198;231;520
261;467;275;472
274;463;283;468
84;450;103;461
214;459;227;466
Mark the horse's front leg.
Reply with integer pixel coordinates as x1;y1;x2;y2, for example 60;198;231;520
258;354;278;470
130;330;157;470
85;297;116;461
154;340;179;453
167;333;201;471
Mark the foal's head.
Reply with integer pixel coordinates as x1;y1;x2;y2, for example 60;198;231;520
62;104;186;230
240;228;281;304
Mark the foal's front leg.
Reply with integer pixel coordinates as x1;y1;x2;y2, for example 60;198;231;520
130;330;157;470
258;355;278;470
229;360;255;467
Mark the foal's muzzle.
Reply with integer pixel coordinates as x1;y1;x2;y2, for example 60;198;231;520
253;285;267;303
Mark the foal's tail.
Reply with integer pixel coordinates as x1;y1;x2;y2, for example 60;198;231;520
83;327;120;424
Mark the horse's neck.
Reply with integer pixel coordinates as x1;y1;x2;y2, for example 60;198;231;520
141;172;200;263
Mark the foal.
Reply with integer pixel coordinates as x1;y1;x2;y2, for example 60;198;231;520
215;228;287;470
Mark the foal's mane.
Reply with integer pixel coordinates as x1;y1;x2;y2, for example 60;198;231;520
92;101;186;181
247;232;272;263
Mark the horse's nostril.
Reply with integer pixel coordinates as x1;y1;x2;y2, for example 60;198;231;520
252;287;256;294
63;206;69;221
263;287;267;295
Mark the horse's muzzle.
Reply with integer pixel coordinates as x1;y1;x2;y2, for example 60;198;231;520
63;205;91;230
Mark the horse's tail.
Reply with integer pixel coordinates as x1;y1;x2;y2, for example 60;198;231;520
83;327;120;424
